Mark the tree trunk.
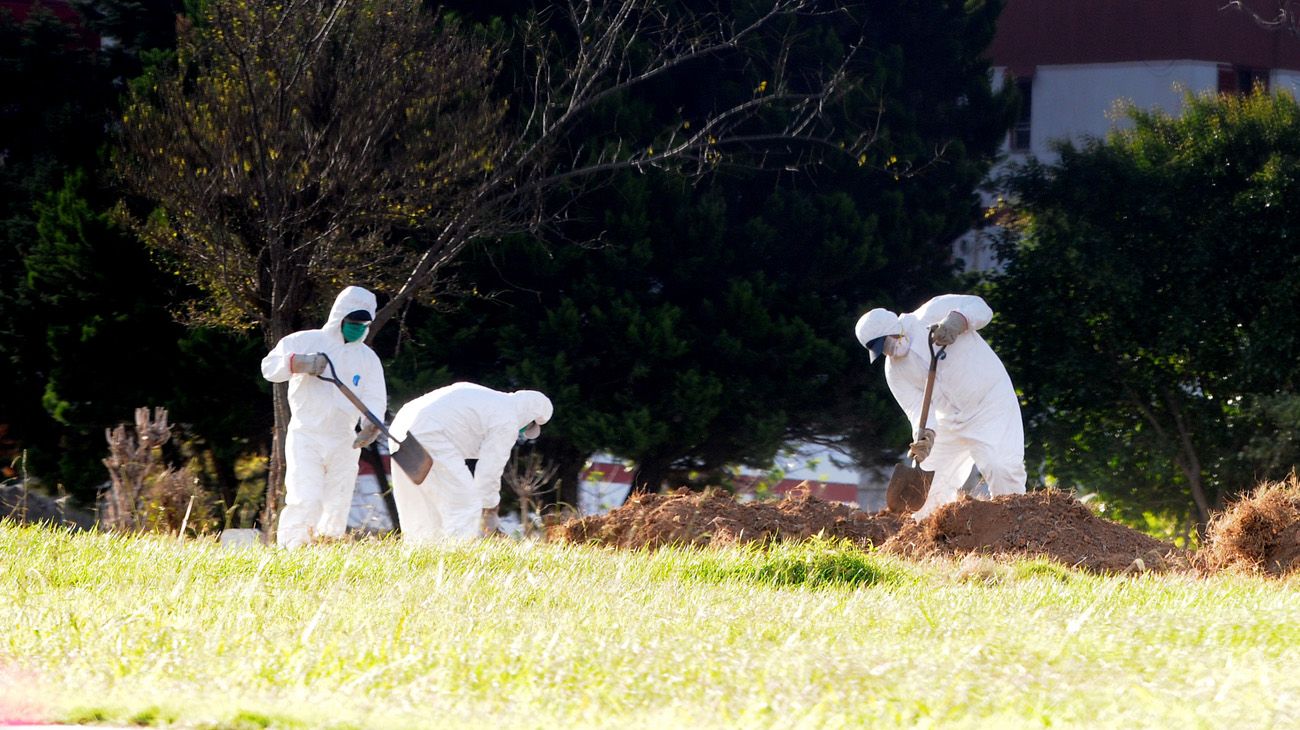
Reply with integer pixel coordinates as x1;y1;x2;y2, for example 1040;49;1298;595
210;448;240;524
536;442;586;514
1162;388;1212;533
627;459;668;501
555;448;588;512
260;315;293;542
262;381;290;541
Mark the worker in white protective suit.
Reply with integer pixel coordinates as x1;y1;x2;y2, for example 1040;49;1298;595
855;294;1026;520
388;383;553;542
261;286;387;547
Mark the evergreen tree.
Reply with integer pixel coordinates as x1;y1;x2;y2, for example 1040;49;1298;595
389;0;1014;502
987;90;1300;532
1;1;264;506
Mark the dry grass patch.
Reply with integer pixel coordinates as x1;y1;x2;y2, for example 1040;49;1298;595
1200;474;1300;577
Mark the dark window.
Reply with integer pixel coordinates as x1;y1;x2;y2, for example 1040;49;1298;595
1220;65;1270;94
1010;76;1032;151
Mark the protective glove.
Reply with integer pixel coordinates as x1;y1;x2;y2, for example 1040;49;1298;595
931;311;968;347
908;428;936;463
481;508;501;537
290;352;328;376
352;421;381;449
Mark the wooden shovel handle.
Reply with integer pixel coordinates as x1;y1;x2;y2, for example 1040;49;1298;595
916;329;947;443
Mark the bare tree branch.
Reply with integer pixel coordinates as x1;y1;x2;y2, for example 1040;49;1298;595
373;0;888;331
1223;0;1300;34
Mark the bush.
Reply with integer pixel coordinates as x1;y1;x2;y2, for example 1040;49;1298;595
101;407;218;535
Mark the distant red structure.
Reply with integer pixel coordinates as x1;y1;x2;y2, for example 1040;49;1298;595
1;0;98;48
989;0;1300;74
580;459;858;505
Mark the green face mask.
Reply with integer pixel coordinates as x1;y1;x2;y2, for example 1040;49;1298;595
341;321;368;343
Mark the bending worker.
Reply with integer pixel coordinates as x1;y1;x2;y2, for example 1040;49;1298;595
855;293;1025;519
261;286;387;547
388;383;553;542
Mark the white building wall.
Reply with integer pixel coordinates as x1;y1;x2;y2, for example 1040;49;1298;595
961;61;1227;271
1272;69;1300;96
1023;61;1222;162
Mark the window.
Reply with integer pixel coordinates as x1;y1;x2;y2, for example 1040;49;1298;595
1219;64;1270;95
1010;76;1032;152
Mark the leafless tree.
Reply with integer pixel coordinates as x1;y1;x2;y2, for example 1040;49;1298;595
116;0;505;530
503;449;560;538
371;0;878;332
102;407;215;534
115;0;879;533
1224;0;1300;34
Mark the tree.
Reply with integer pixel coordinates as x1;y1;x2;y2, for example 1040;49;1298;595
1225;0;1300;34
0;2;115;480
116;0;507;525
115;0;898;529
23;170;267;504
986;89;1300;532
1;0;261;505
0;0;258;498
387;0;1015;502
368;0;886;332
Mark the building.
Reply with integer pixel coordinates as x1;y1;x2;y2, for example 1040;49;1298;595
958;0;1300;269
993;0;1300;161
577;443;886;515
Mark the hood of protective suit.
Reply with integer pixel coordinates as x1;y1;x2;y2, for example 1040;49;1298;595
855;308;901;347
324;286;378;342
856;308;902;362
511;390;553;427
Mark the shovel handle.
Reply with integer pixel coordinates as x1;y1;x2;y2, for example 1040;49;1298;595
914;328;947;450
315;353;395;441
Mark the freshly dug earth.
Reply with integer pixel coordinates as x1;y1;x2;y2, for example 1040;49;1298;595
1199;476;1300;577
549;486;906;550
550;486;1184;573
881;490;1184;573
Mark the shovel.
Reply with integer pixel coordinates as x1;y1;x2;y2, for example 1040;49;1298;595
885;329;946;513
316;354;433;485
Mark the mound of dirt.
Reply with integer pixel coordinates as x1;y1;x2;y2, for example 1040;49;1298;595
548;486;906;550
1199;476;1300;577
550;486;1187;574
881;490;1184;573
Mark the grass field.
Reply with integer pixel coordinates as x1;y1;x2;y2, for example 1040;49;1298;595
1;523;1297;729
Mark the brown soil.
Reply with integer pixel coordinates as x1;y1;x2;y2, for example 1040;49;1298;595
549;485;1186;574
548;485;906;550
1199;476;1300;577
879;490;1184;573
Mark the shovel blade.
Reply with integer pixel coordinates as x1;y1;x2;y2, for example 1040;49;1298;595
391;435;433;485
886;462;933;513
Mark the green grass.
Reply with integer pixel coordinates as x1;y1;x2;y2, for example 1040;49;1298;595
1;523;1298;729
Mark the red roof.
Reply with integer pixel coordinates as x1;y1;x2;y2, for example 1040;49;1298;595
989;0;1300;73
2;0;80;24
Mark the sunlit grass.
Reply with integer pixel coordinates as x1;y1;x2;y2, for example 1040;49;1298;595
1;522;1297;728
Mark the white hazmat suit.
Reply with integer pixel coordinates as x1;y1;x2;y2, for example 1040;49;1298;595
856;294;1025;519
388;383;553;542
261;286;387;547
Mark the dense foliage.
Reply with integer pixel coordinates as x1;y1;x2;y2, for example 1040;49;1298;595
388;0;1014;499
0;0;266;504
4;0;1014;515
987;90;1300;530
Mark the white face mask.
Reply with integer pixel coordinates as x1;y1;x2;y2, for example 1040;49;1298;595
885;334;910;358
